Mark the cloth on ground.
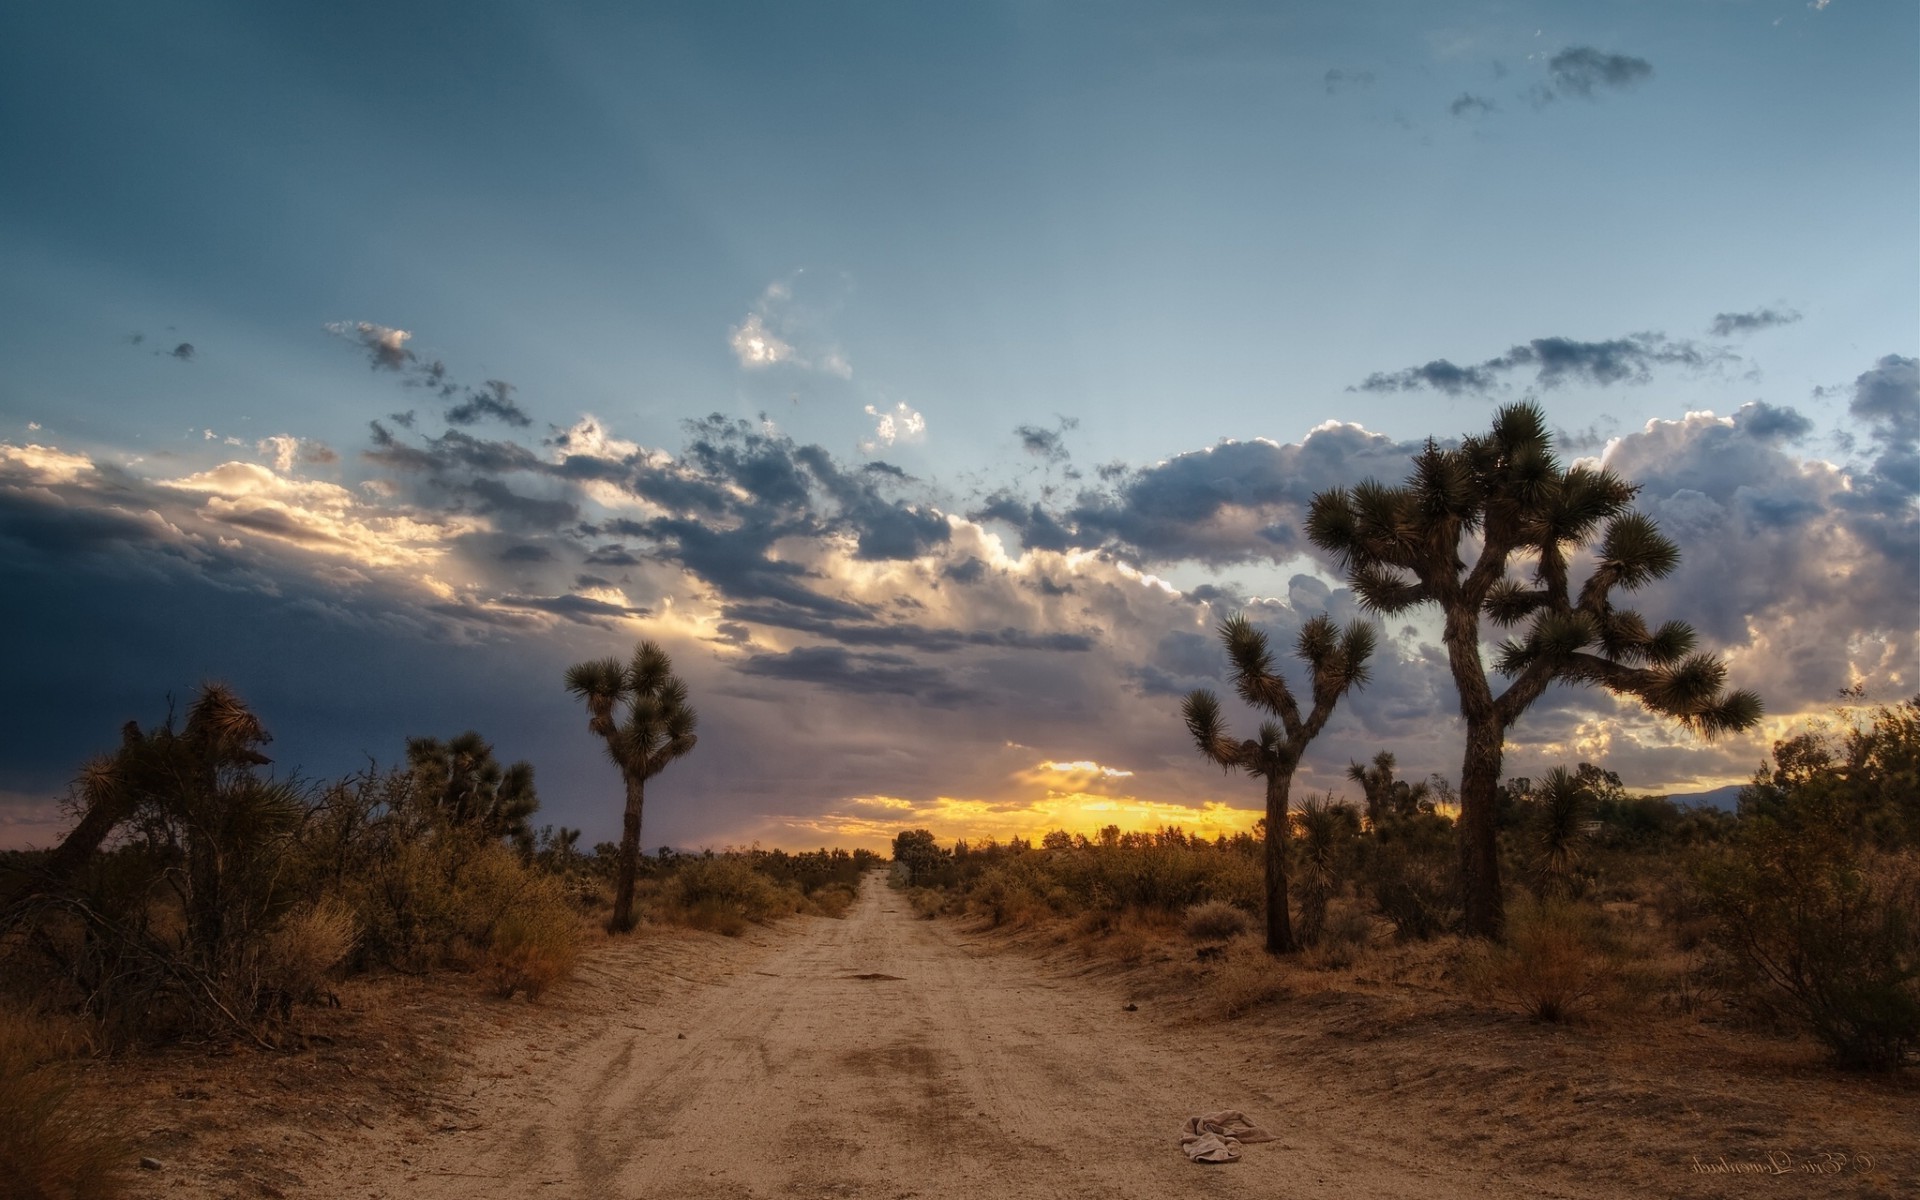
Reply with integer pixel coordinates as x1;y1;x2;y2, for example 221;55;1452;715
1179;1111;1274;1163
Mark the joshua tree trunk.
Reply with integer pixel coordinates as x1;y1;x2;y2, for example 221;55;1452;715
1457;718;1506;941
1442;604;1506;941
1263;771;1296;955
611;776;645;933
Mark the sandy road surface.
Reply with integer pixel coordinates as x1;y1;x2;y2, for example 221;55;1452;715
303;875;1601;1200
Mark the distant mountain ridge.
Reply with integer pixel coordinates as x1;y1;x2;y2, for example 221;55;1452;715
1661;783;1744;812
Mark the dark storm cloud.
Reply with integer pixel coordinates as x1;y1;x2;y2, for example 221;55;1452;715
1355;331;1725;395
1449;93;1495;118
1063;423;1427;566
1546;47;1653;97
1845;354;1920;509
1710;308;1802;338
734;646;972;706
170;342;195;361
494;593;648;624
499;543;554;563
446;380;533;428
1732;400;1813;442
461;478;579;531
970;494;1077;552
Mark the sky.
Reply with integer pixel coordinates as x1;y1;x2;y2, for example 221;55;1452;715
1;0;1914;853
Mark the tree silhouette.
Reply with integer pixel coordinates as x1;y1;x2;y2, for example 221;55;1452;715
1184;613;1374;954
1306;401;1761;939
1346;750;1432;829
565;641;698;933
9;684;273;909
404;730;539;852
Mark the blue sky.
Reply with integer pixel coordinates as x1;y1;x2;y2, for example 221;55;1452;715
2;1;1914;851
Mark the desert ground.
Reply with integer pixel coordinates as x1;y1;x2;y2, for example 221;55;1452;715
97;873;1912;1200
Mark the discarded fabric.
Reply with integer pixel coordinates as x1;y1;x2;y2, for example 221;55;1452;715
1179;1111;1274;1164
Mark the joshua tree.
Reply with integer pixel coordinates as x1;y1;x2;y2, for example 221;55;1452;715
1306;401;1761;939
1346;750;1432;829
8;684;274;908
565;641;698;933
1184;613;1375;955
404;730;539;851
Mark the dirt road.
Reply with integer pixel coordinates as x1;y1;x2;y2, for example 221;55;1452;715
293;874;1615;1200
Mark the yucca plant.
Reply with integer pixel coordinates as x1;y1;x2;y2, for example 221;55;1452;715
1306;402;1762;939
1184;613;1374;954
565;641;699;933
1294;794;1360;947
1528;766;1592;900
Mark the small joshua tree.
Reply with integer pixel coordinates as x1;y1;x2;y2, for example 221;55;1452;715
565;641;698;933
1184;613;1375;955
1346;750;1432;829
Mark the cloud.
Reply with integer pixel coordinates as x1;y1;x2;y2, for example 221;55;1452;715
326;322;538;430
13;349;1916;856
727;277;854;378
728;313;796;369
1449;93;1496;118
1592;380;1916;718
1709;308;1803;337
734;646;971;705
257;435;338;472
1355;330;1727;395
326;320;413;370
446;380;532;428
1545;46;1653;98
861;402;927;452
169;342;195;361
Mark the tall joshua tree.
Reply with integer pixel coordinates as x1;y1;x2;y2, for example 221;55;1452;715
1305;401;1761;940
1184;613;1375;955
565;641;698;933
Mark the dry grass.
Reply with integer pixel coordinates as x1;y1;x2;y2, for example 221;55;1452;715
257;896;358;1003
0;1003;126;1200
1208;949;1291;1018
1182;900;1251;942
1462;898;1629;1024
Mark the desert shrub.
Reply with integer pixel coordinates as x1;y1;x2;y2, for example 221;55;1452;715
1208;954;1289;1018
906;887;946;919
1466;898;1623;1023
255;896;357;1004
804;883;857;919
1699;845;1919;1070
1301;904;1374;971
0;1005;125;1200
1183;900;1251;942
1361;837;1459;941
482;876;581;1000
969;863;1048;928
659;855;798;924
